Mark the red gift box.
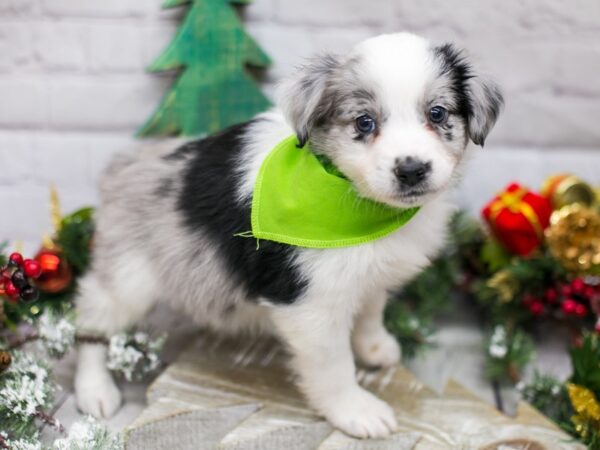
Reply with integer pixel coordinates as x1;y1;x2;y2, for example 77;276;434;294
482;183;552;256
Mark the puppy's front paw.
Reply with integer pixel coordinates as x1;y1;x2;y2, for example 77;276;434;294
353;329;401;369
75;371;122;419
323;387;397;439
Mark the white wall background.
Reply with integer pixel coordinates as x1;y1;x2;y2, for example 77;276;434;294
1;0;600;242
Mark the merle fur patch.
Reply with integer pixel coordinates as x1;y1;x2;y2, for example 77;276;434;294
175;121;308;304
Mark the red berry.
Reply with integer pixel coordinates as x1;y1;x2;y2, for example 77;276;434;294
529;302;545;316
544;288;558;303
23;259;42;278
522;294;536;307
9;252;23;266
575;303;587;317
571;278;585;294
4;280;19;297
595;320;600;334
562;298;578;315
584;286;596;300
561;285;573;297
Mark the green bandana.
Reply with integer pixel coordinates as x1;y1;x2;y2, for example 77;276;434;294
244;135;420;248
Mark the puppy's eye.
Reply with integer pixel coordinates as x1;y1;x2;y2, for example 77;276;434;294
355;114;376;135
428;106;448;124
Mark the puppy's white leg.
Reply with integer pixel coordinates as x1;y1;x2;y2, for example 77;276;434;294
352;291;401;368
75;255;157;418
270;298;397;439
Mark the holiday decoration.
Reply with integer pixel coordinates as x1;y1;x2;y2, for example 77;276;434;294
541;174;596;209
482;182;552;256
0;350;11;374
34;247;73;294
520;333;600;448
138;0;271;137
106;332;166;382
0;191;162;449
546;203;600;275
0;252;42;304
384;172;600;447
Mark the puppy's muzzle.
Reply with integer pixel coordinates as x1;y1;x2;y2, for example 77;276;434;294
393;158;432;188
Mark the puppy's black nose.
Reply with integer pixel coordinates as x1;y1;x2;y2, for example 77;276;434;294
394;158;431;187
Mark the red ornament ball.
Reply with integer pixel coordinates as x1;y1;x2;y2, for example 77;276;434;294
562;298;578;315
8;252;23;266
23;259;42;278
33;248;73;294
529;302;545;316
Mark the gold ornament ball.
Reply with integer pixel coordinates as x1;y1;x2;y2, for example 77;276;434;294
541;174;596;209
545;204;600;274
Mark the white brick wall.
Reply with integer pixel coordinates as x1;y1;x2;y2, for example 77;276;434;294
1;0;600;243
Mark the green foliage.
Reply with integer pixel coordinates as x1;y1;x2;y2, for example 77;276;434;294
0;351;55;441
56;207;94;274
480;239;512;272
484;325;535;383
571;333;600;396
1;208;94;329
520;373;573;430
139;0;271;137
385;211;476;358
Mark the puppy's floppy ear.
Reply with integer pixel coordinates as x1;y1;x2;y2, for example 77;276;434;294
466;75;504;146
277;54;341;146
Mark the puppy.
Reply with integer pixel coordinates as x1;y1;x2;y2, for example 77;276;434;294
75;32;502;438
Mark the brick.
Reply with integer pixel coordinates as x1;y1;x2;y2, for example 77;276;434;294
87;133;137;185
48;76;171;130
40;0;151;18
492;93;600;148
0;0;37;15
0;187;97;242
458;146;600;213
30;133;91;189
0;21;34;72
554;42;600;96
0;78;47;127
0;132;34;185
309;26;373;55
241;0;275;22
245;24;317;79
33;22;89;71
89;24;144;72
141;24;178;69
274;0;394;26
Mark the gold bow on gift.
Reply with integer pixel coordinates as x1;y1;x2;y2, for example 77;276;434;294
489;187;543;237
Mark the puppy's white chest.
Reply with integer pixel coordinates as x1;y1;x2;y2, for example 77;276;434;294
298;195;453;299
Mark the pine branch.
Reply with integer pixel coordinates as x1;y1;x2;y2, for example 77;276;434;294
7;332;39;350
35;407;65;434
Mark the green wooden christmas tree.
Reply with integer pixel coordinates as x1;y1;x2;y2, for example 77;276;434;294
138;0;272;137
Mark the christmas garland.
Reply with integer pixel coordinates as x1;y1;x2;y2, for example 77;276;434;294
0;193;165;450
387;173;600;448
